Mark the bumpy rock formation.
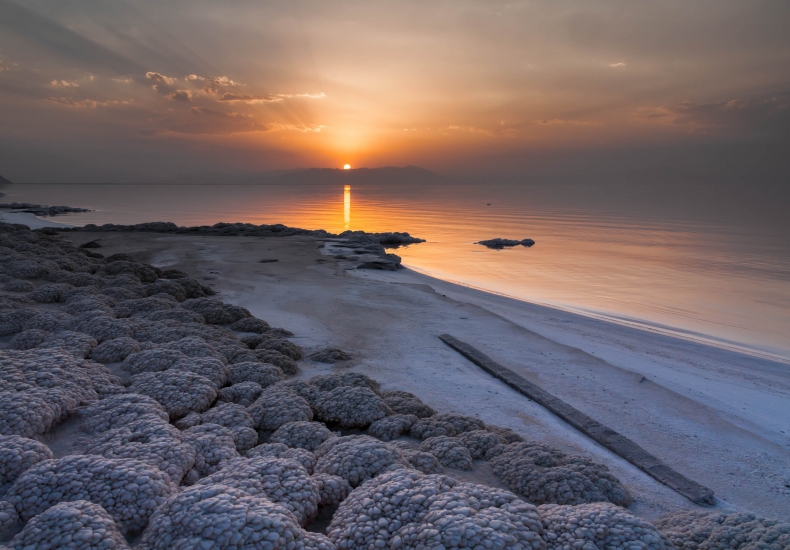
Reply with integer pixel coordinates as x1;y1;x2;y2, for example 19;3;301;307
137;484;336;549
248;386;314;431
326;468;545;549
313;386;391;429
487;441;631;506
247;443;317;474
4;500;131;550
0;435;54;487
381;389;436;418
314;435;409;487
129;370;218;419
195;457;320;526
368;414;418;442
308;348;352;363
540;502;672;549
312;473;352;508
4;455;178;535
655;510;790;550
270;421;336;452
419;435;474;470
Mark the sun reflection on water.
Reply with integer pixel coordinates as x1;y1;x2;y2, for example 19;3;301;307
343;185;351;229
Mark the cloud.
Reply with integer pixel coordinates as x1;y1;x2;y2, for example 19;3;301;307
217;92;282;104
49;79;79;88
609;62;626;68
185;74;205;81
268;123;327;132
166;89;192;102
190;106;248;119
113;78;132;83
645;93;790;130
532;118;598;125
277;92;326;99
145;71;177;86
47;96;131;108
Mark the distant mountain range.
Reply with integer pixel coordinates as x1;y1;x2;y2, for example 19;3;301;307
165;165;443;185
264;165;442;185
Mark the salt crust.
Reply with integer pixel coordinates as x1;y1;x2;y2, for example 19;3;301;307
4;454;178;535
326;468;545;549
4;500;131;550
313;435;409;488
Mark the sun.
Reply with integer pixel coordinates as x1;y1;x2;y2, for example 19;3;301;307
343;164;351;170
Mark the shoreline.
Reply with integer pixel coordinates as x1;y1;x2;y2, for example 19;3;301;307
59;227;788;521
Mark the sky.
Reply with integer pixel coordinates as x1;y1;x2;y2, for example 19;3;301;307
0;0;788;183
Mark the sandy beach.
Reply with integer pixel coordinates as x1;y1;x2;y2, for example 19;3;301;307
52;228;789;522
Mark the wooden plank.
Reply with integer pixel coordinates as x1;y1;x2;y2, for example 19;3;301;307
439;333;715;505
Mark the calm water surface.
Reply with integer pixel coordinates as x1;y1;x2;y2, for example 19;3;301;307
3;181;789;362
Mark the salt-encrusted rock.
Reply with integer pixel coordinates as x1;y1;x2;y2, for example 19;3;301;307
541;502;672;550
182;423;240;476
326;468;545;549
368;414;418;442
487;441;632;506
227;360;285;387
0;499;18;532
402;449;444;474
101;286;146;301
458;429;507;459
29;282;74;303
312;473;352;508
0;391;55;438
171;356;229;387
142;308;205;324
121;348;189;374
420;435;474;470
314;435;409;487
382;389;436;418
22;311;75;334
308;348;352;363
270;421;335;452
113;295;176;319
486;424;525;443
88;336;142;363
217;343;257;364
230;316;270;333
80;393;169;434
433;413;486;434
99;261;158;284
0;435;54;487
309;372;381;394
0;309;37;336
217;381;263;406
200;401;256;429
129;370;217;419
247;335;303;360
144;280;188;302
5;500;131;550
8;328;50;350
138;484;336;549
180;297;251;325
196;457;320;525
5;454;178;535
655;510;790;550
314;386;391;429
231;426;259;453
248;386;314;431
247;443;317;474
3;279;35;293
160;336;226;362
409;417;458;439
81;421;196;485
173;411;202;430
64;298;115;319
74;317;135;343
276;380;322;407
253;348;299;375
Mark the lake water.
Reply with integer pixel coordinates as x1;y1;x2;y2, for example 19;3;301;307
2;180;789;363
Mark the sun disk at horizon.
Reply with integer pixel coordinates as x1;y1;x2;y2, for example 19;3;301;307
343;164;351;170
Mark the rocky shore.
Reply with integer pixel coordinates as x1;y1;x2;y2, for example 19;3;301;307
0;220;787;549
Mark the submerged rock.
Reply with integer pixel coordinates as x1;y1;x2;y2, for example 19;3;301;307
476;237;536;249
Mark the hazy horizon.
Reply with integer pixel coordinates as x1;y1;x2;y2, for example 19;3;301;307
0;0;788;185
